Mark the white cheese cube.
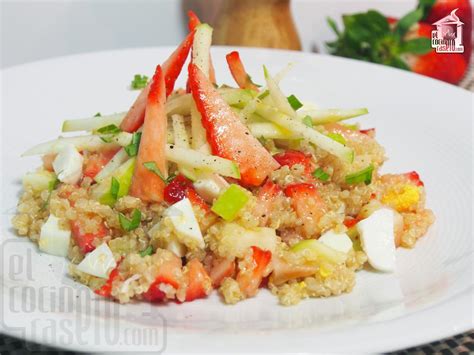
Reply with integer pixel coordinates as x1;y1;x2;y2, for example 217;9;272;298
53;144;83;184
319;230;353;254
356;208;396;272
77;243;117;278
39;215;71;257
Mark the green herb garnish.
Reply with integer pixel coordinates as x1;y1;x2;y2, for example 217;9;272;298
131;74;149;90
302;115;313;128
139;245;153;257
41;177;60;210
258;90;270;100
345;164;374;185
119;209;141;232
327;132;346;145
94;112;102;117
287;94;303;111
312;168;330;182
143;161;175;184
97;124;121;135
125;132;142;157
110;177;120;202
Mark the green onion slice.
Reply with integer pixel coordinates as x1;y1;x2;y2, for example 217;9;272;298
287;94;303;111
139;245;153;257
313;168;330;182
345;164;374;185
119;209;142;232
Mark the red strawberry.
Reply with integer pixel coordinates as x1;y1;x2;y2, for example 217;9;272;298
404;171;424;187
82;149;118;179
255;180;283;226
163;175;210;212
183;259;212;302
94;264;121;298
142;253;183;302
225;51;259;91
273;150;315;176
188;64;279;186
359;128;376;137
423;0;472;63
236;246;272;298
120;31;194;133
284;183;326;237
70;219;109;254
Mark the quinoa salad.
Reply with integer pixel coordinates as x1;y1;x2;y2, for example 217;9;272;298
12;12;434;306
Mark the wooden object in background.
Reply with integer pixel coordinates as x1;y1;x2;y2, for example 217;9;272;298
213;0;302;50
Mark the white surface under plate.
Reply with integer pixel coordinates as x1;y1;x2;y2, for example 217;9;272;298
1;47;473;353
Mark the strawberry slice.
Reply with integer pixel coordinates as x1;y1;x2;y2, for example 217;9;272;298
255;180;283;226
120;32;194;133
209;257;236;287
71;219;109;254
188;10;201;31
129;66;167;202
359;128;376;137
184;259;212;302
189;64;279;186
94;264;121;298
284;183;326;237
236;246;272;298
83;149;119;179
404;171;424;187
143;254;183;302
273;150;314;176
164;175;210;212
225;51;258;91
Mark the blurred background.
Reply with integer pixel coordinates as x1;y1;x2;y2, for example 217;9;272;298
1;0;472;87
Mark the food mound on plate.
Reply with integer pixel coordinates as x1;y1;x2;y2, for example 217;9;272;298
12;12;434;306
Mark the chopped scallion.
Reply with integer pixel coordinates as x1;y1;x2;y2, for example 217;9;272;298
139;245;153;257
313;168;330;182
258;90;270;100
287;94;303;111
119;209;141;232
143;161;175;184
125;132;142;157
345;164;374;185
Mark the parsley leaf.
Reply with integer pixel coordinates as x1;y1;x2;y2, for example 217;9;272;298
287;94;303;111
139;246;153;257
143;161;175;184
125;132;142;157
110;177;120;202
119;209;141;232
131;74;149;90
313;168;330;182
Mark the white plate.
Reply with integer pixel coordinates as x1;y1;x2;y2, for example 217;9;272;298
1;47;472;353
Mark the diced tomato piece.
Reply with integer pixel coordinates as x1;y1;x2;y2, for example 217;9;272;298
404;171;424;187
225;51;258;91
273;150;314;175
129;66;167;202
163;175;210;211
70;220;109;254
189;64;279;186
94;266;120;298
143;253;182;302
284;183;326;237
184;259;212;302
83;149;118;179
209;257;236;287
237;246;272;298
120;32;194;133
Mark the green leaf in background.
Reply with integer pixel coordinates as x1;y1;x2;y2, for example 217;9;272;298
418;0;436;20
400;38;433;54
394;8;423;39
327;17;341;37
131;74;148;90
